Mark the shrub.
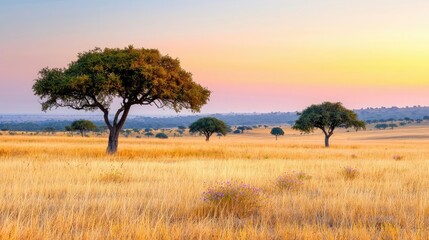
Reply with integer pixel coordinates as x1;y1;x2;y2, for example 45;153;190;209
98;169;128;183
341;167;359;180
392;155;404;161
201;180;264;217
275;171;311;191
155;132;168;139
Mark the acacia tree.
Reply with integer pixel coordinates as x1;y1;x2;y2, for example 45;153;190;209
270;127;284;140
33;46;210;154
189;117;228;141
70;120;97;137
292;102;365;147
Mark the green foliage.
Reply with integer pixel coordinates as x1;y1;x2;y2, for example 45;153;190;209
144;132;154;137
70;120;97;136
33;46;210;113
375;123;389;130
189;117;228;141
293;102;365;147
270;127;284;140
155;132;168;139
33;46;210;153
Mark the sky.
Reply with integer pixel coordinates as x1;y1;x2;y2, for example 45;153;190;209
1;0;429;115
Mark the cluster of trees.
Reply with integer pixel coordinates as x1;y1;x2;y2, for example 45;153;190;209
374;123;398;130
32;46;367;153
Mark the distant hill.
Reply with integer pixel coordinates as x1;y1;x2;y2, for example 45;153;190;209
0;106;428;131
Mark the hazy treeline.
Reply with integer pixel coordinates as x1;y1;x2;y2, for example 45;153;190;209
1;106;428;131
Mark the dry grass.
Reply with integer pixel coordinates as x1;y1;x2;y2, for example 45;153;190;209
0;126;429;239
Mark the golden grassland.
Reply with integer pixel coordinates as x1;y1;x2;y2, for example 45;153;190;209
1;126;429;239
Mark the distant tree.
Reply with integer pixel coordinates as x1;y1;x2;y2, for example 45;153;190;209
423;116;429;121
122;129;132;137
217;132;224;139
293;102;365;147
270;127;284;140
145;132;154;137
399;122;407;126
33;46;210;154
64;126;72;132
44;127;56;135
178;126;186;130
388;123;398;129
233;129;241;134
144;128;152;133
155;132;168;139
375;123;389;130
132;128;140;133
189;117;228;141
237;126;246;133
237;126;252;133
70;120;97;137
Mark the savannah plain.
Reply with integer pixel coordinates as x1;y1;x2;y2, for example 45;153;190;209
0;125;429;239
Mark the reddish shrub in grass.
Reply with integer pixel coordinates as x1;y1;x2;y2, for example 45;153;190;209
275;171;311;191
341;166;360;180
201;180;264;217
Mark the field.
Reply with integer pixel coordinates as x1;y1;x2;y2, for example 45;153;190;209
1;126;429;239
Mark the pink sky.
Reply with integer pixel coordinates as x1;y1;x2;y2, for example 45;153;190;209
1;1;428;115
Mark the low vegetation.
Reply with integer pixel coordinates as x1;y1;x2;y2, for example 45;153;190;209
1;126;429;239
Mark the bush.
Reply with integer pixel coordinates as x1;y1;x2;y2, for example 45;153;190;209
98;169;128;183
275;171;311;191
201;181;264;217
155;132;168;139
392;155;404;161
341;167;359;180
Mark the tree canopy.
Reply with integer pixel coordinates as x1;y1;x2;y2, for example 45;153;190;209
270;127;284;140
189;117;228;141
292;102;365;147
33;46;210;153
70;120;97;137
155;132;168;139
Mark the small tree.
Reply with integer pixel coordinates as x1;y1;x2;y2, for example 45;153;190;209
155;132;168;139
292;102;365;147
189;117;228;141
145;132;154;138
388;123;398;129
375;123;388;130
270;127;284;140
44;127;56;135
70;120;97;137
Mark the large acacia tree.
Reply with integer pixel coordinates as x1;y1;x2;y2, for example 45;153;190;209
292;102;365;147
33;46;210;154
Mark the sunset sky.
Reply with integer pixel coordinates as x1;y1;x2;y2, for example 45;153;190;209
1;0;429;115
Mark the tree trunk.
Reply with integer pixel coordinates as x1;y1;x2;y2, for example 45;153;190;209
80;130;84;137
275;135;278;140
107;128;120;154
324;135;330;148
